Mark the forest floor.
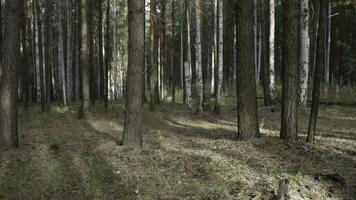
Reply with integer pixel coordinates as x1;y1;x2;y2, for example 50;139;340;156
0;97;356;200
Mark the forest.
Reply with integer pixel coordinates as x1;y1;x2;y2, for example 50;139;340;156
0;0;356;199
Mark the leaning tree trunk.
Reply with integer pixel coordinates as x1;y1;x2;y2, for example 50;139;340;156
195;0;203;114
213;0;223;114
0;0;21;149
236;0;260;140
280;0;299;141
307;0;323;143
123;0;145;146
299;0;310;106
79;0;90;118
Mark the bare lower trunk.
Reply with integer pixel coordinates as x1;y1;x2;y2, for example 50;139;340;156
236;0;260;140
123;0;145;146
280;0;299;141
0;0;21;149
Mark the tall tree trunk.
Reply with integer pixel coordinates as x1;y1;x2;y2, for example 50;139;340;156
299;0;310;106
324;0;331;89
98;0;104;103
21;0;31;111
58;0;67;106
0;0;21;149
268;0;276;102
262;0;276;106
236;0;260;140
66;0;73;102
223;0;235;91
171;0;176;103
307;0;324;143
185;0;193;110
104;0;111;108
195;0;203;113
213;0;223;114
0;0;2;63
79;0;90;118
44;0;52;111
149;0;159;111
123;0;145;146
280;0;299;141
36;0;46;111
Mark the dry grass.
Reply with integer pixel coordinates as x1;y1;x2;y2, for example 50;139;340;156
0;99;355;200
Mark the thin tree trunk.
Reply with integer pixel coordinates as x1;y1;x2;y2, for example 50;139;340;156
104;0;111;108
307;0;323;143
149;0;159;111
36;0;46;111
0;0;2;63
58;1;67;106
79;0;90;118
299;0;310;106
236;0;260;140
268;0;276;101
123;0;145;146
0;0;21;149
44;0;52;111
171;0;176;103
21;1;31;111
185;0;192;110
213;0;223;114
66;0;73;102
280;0;299;141
195;0;203;113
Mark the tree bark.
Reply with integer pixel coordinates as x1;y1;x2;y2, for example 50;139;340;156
213;0;223;114
299;0;310;106
236;0;260;140
0;0;21;149
185;0;193;110
44;0;52;111
36;0;46;111
104;0;111;108
79;0;90;118
123;0;145;146
57;0;67;106
195;0;203;114
280;0;299;141
307;0;323;143
149;0;159;111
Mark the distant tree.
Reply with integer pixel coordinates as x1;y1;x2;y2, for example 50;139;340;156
280;0;299;141
236;0;260;140
123;0;145;146
0;0;22;149
213;0;223;114
79;0;90;118
307;0;324;143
